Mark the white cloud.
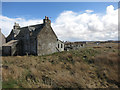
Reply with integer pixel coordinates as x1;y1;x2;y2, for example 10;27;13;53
0;16;43;36
0;5;118;41
85;10;94;13
52;5;118;41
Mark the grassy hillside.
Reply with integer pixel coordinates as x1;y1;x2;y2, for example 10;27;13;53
2;43;120;88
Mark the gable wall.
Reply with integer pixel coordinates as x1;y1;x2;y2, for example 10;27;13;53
0;31;6;55
37;24;58;56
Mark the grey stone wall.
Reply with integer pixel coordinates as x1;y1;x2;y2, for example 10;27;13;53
37;24;57;56
0;30;6;45
0;30;6;56
0;30;2;53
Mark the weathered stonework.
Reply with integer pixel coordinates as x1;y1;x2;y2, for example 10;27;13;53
37;24;58;56
0;29;6;45
0;29;6;56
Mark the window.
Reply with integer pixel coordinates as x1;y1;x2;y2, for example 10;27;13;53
58;44;59;48
61;44;62;48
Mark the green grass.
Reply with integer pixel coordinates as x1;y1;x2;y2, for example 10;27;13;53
2;80;22;88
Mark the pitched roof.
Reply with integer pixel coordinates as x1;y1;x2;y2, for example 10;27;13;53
16;24;44;37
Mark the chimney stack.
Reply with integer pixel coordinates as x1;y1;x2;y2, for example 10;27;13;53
13;22;20;29
43;16;51;25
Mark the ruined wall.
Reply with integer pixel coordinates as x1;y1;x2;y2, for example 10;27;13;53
37;24;57;56
0;30;6;45
2;34;6;45
0;30;2;56
0;30;6;56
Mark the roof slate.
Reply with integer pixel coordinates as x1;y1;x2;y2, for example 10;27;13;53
17;24;44;37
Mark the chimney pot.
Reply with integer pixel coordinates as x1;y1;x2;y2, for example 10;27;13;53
45;16;47;19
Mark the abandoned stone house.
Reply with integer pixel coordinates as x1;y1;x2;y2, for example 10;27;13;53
2;16;64;56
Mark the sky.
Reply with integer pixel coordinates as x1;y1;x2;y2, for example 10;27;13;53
0;2;118;41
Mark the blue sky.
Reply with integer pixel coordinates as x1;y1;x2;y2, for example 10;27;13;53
2;2;118;22
1;2;118;41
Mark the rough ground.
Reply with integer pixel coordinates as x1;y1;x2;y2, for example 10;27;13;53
2;43;120;88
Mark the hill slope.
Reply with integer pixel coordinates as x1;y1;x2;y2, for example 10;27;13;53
2;43;120;88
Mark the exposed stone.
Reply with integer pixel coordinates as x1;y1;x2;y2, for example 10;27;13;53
0;28;6;45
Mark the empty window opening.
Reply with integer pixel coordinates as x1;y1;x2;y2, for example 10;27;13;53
58;44;59;48
61;44;62;48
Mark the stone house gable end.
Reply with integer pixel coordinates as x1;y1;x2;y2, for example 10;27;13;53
36;24;58;56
